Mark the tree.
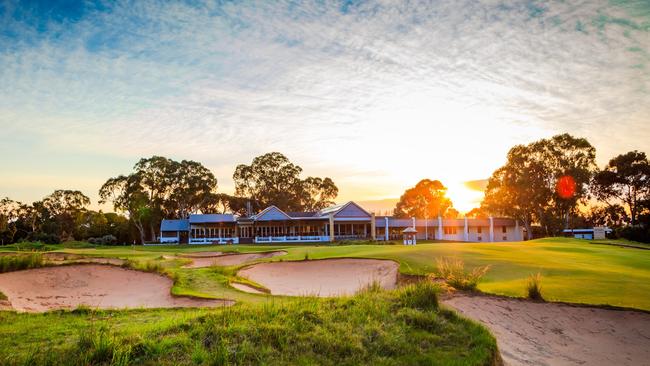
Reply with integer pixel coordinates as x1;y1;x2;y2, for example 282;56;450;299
481;134;596;238
393;179;452;218
0;198;21;245
591;151;650;226
40;190;91;240
465;207;488;218
233;152;338;212
199;193;252;216
100;156;218;244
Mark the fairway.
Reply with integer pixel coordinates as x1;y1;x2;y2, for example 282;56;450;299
21;237;650;311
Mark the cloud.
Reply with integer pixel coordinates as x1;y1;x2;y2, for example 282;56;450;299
0;0;649;205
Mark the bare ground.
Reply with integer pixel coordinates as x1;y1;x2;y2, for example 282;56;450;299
0;264;232;312
237;258;399;297
443;294;650;366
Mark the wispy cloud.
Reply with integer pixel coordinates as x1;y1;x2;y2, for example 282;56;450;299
0;0;648;205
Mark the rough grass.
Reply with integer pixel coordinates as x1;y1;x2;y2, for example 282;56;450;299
433;257;490;291
526;273;544;301
0;282;498;366
0;253;44;273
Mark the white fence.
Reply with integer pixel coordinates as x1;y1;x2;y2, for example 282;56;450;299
189;237;239;245
254;235;329;243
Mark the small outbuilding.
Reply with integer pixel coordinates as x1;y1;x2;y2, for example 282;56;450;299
563;227;611;240
402;227;418;245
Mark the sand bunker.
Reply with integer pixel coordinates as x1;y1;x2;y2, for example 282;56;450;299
238;258;399;297
443;295;650;366
182;251;286;268
0;264;232;312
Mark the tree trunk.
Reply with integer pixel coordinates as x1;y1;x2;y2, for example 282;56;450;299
524;219;533;240
150;224;157;243
133;219;146;245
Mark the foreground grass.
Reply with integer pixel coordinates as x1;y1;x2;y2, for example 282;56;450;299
0;282;498;366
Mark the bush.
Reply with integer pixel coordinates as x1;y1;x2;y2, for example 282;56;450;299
87;235;118;245
26;233;60;244
433;257;490;291
0;253;44;273
526;273;544;301
618;226;650;243
396;281;439;310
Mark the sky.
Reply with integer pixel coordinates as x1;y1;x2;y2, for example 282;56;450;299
0;0;649;213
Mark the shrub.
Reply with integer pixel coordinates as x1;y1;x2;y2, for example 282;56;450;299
87;235;117;245
526;273;544;301
26;232;61;244
433;257;490;291
0;253;44;273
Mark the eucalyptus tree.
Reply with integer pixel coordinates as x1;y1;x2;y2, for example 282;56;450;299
100;156;217;243
233;152;338;212
592;151;650;226
482;134;596;238
393;179;453;219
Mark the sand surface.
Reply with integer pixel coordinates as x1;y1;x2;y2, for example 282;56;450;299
182;251;286;268
443;295;650;366
0;264;232;312
238;258;399;297
43;252;125;265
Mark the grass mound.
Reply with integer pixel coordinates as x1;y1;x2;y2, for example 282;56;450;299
0;282;498;365
0;253;44;273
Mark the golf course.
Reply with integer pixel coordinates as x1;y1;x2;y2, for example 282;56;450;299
1;237;649;365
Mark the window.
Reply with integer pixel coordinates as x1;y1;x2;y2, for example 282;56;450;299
502;236;507;241
477;227;482;234
502;226;507;233
478;236;482;241
443;227;457;235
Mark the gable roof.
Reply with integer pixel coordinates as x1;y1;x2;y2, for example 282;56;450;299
253;205;292;221
315;201;372;218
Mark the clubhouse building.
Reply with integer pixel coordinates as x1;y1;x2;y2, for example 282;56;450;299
160;201;524;244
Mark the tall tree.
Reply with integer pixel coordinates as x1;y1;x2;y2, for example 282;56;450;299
0;198;21;245
40;190;91;240
591;151;650;226
481;134;596;238
393;179;452;218
233;152;338;212
99;156;217;243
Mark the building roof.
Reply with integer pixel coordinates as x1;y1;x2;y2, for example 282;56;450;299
189;214;237;224
402;227;418;233
160;219;189;231
287;211;317;218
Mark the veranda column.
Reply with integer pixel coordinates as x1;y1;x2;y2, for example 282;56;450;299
437;216;443;240
515;220;520;241
489;216;494;242
464;217;469;241
329;214;335;242
384;217;389;241
371;213;376;240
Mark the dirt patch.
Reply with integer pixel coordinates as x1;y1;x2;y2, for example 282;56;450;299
183;251;287;268
443;295;650;366
0;264;232;312
238;258;399;297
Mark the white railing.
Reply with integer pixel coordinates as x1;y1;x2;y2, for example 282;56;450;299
189;237;239;245
254;236;329;243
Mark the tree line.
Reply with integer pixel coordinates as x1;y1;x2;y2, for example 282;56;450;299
1;135;648;244
394;134;649;242
0;153;338;245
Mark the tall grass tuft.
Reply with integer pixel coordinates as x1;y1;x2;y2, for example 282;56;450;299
397;281;439;310
526;273;544;301
0;253;44;273
434;257;490;291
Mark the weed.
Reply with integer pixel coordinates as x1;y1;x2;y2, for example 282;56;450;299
0;254;44;273
526;273;544;301
433;257;490;291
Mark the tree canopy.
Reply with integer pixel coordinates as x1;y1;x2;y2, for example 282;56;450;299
393;179;453;218
481;134;596;238
591;151;650;226
100;156;217;243
233;152;338;212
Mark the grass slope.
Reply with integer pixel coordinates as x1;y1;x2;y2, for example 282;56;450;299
0;283;498;366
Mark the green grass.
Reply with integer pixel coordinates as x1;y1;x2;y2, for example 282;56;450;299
4;237;650;309
0;282;498;366
0;253;44;273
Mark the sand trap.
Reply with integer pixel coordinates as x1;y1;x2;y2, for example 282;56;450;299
238;258;399;297
443;295;650;366
0;265;232;312
183;251;287;268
